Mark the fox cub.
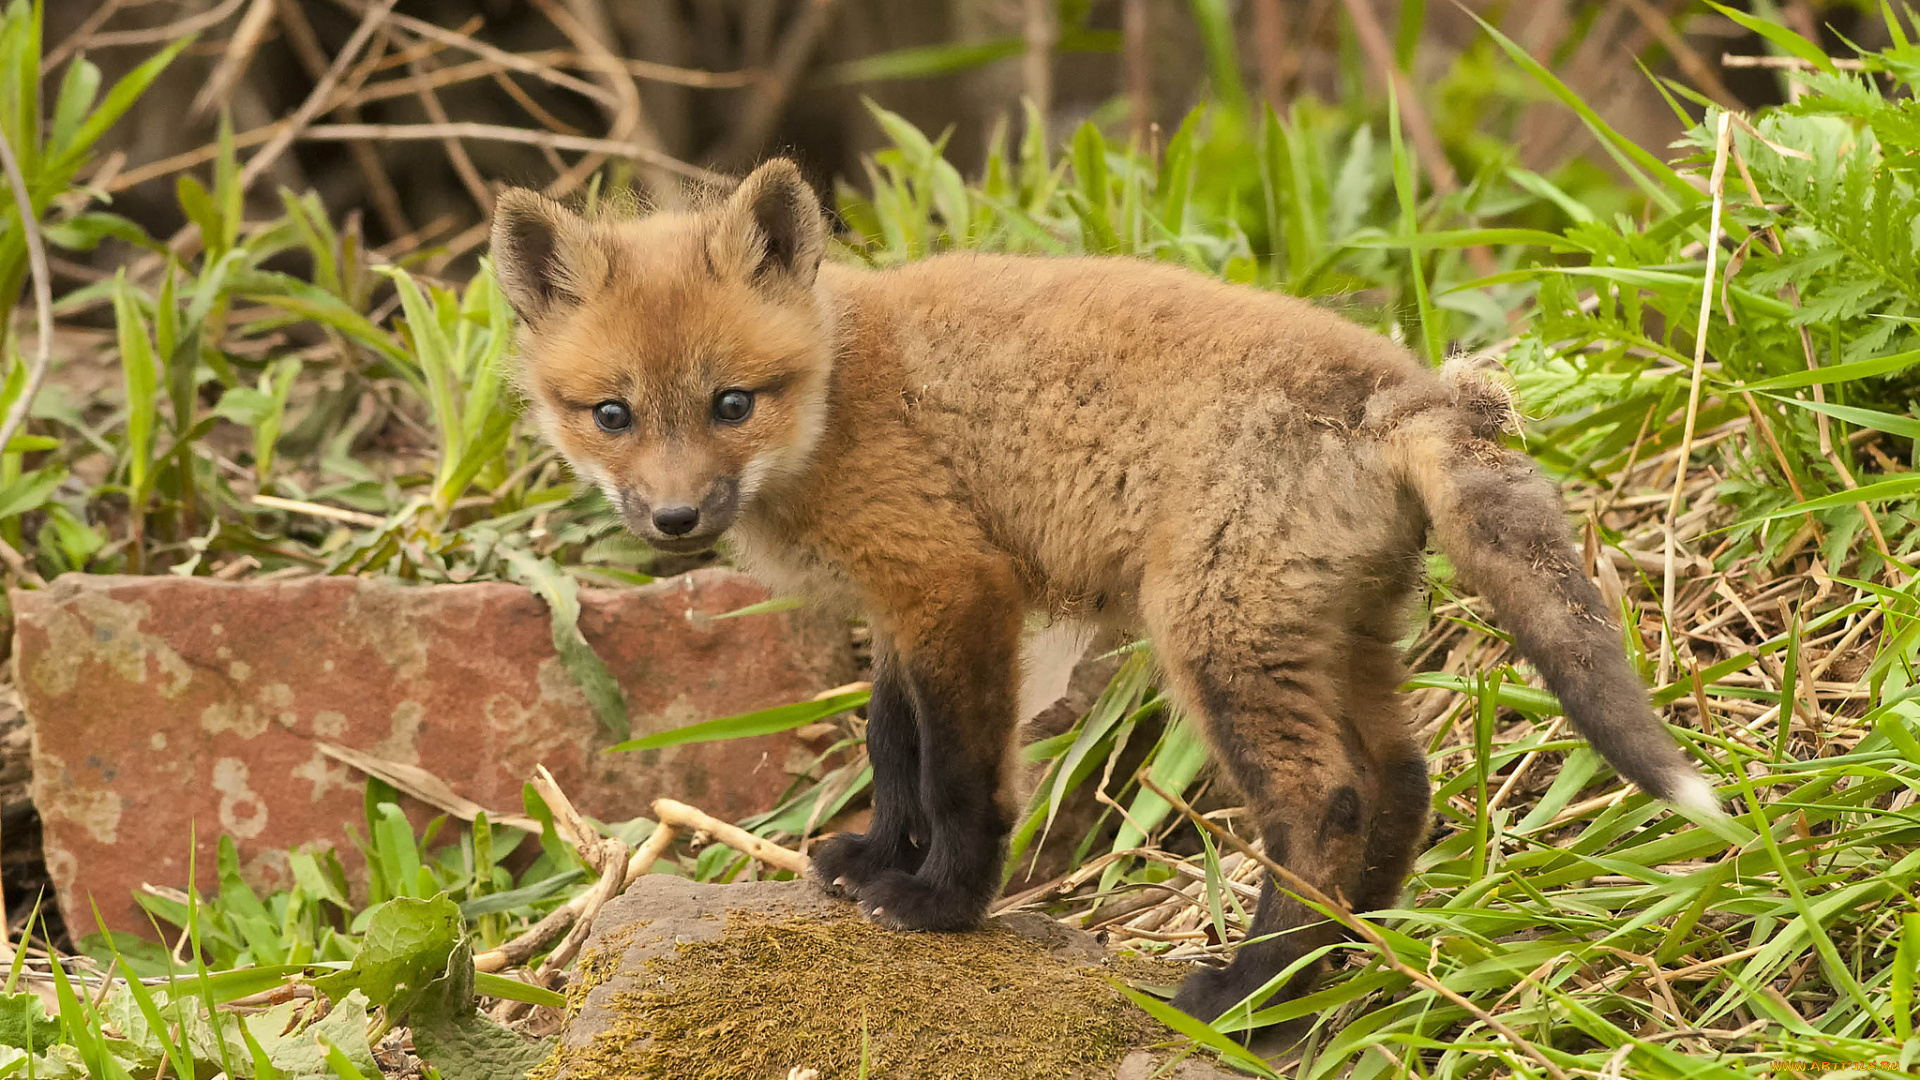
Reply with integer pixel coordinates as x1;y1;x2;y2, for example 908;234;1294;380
491;159;1719;1020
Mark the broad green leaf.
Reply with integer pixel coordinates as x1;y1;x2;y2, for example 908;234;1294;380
311;895;463;1014
0;993;59;1051
246;991;377;1077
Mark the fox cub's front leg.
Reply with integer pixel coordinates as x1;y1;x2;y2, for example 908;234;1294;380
813;642;928;895
814;565;1024;931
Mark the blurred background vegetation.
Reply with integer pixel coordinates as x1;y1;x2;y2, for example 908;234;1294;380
46;0;1894;265
17;0;1912;589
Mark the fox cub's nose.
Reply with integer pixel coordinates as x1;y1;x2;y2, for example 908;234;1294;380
652;505;701;535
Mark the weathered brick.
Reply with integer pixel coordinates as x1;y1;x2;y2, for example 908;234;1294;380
13;569;852;935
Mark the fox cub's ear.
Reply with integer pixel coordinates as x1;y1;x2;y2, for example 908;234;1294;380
490;189;606;324
711;159;825;292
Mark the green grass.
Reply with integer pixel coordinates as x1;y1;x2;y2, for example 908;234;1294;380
2;0;1917;1076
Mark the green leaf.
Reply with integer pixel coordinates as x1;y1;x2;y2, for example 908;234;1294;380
245;991;378;1077
236;1018;285;1080
608;689;869;753
217;834;287;964
828;39;1022;83
311;895;463;1014
39;211;151;253
1156;109;1201;234
1388;84;1442;363
152;965;315;1007
48;54;100;157
45;936;135;1079
1070;122;1117;252
504;549;631;741
1894;911;1918;1040
1402;671;1564;715
111;271;158;497
1041;651;1153;841
175;175;221;255
375;925;561;1078
1722;346;1920;390
1109;715;1208;857
457;869;585;918
1188;0;1248;114
234;270;411;368
412;1009;553;1080
319;1035;375;1080
213;113;241;255
52;34;191;178
1763;392;1920;440
383;266;465;512
1348;227;1580;251
825;30;1116;84
1109;981;1279;1077
1741;474;1920;523
90;902;195;1080
1704;1;1838;74
712;595;807;619
373;802;427;900
0;465;62;521
472;971;567;1009
1465;9;1696;208
0;994;59;1051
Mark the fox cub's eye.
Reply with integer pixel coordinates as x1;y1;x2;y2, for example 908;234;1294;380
714;389;755;424
592;401;633;433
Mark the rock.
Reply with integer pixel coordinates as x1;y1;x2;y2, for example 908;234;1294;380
13;569;853;937
541;876;1241;1080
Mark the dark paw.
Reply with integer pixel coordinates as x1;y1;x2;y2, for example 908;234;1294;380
810;833;877;899
811;831;925;901
1171;965;1253;1025
1172;959;1314;1027
856;869;989;932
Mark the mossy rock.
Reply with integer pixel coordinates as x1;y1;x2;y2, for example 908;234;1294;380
535;876;1240;1080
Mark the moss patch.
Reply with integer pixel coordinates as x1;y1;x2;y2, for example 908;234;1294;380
536;912;1177;1080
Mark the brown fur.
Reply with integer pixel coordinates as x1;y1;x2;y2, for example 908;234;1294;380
490;160;1717;1022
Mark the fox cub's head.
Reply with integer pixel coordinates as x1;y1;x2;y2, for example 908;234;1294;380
491;159;832;553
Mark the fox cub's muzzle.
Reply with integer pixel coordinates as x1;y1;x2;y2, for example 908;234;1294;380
621;475;740;553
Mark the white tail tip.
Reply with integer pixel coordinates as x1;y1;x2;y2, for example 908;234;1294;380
1666;771;1726;821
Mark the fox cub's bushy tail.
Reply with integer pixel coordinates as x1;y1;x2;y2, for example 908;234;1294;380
1380;360;1720;817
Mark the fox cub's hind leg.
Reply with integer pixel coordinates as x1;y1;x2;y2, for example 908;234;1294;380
814;642;928;896
1344;623;1432;916
1147;561;1385;1023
